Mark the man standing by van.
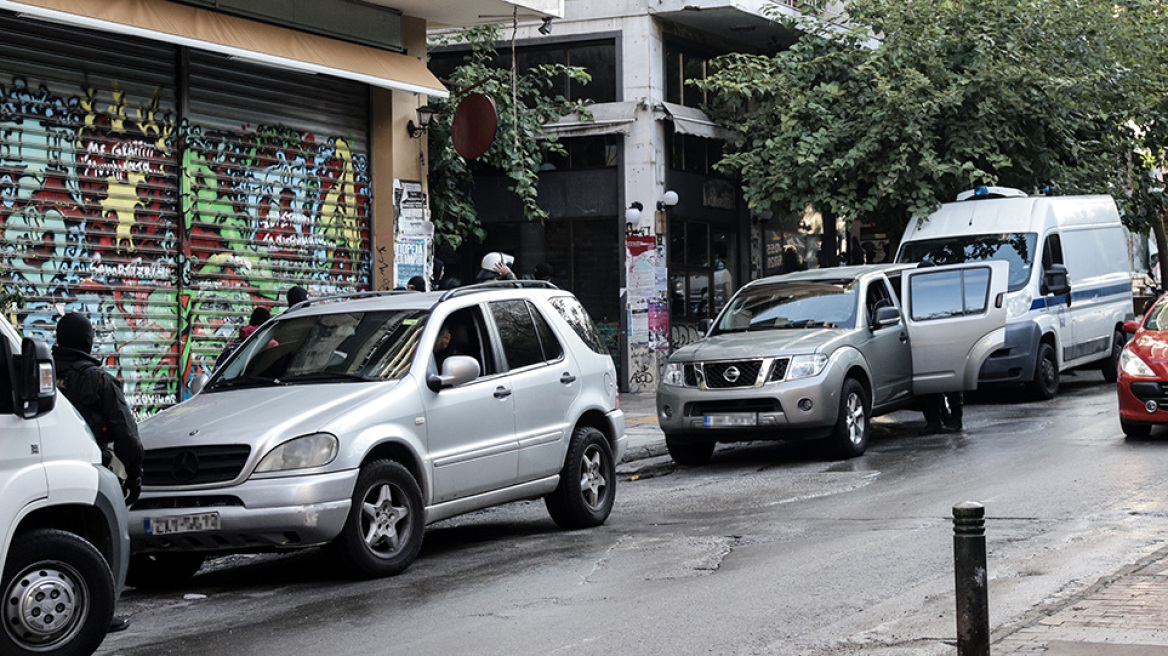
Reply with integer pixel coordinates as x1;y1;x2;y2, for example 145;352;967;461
52;312;144;503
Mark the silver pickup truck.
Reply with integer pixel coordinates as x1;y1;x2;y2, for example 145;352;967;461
657;262;1009;465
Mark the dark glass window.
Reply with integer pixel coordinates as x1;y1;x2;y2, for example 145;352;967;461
909;268;992;321
544;136;619;171
665;41;721;107
669;131;725;175
550;296;608;355
530;303;564;360
435;40;616;104
490;300;546;370
0;348;12;414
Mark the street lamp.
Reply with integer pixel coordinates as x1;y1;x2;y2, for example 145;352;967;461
408;106;436;138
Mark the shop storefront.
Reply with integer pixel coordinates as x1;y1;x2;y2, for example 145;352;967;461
0;3;443;415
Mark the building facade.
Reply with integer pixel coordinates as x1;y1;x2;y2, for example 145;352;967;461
0;0;558;415
433;0;851;393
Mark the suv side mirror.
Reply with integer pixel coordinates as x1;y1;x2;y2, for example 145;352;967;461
871;305;902;330
1043;264;1071;298
17;338;55;419
427;355;481;392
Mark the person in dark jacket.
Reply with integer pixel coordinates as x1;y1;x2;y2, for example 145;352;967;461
215;306;271;370
52;312;145;507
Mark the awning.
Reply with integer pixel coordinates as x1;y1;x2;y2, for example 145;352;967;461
542;101;639;138
1;0;448;97
655;102;733;141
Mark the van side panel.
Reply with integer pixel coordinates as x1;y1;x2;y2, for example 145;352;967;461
1060;224;1134;363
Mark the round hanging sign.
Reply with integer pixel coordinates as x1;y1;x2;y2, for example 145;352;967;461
451;92;498;160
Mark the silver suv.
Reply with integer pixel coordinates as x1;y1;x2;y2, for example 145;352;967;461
657;263;1009;465
128;282;625;586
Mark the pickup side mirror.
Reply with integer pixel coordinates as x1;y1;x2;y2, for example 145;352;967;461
1043;264;1071;298
17;337;55;419
426;355;481;392
698;318;714;336
871;305;902;330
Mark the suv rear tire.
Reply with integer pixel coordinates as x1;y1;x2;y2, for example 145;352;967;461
1;529;114;656
331;460;424;578
125;553;206;590
665;435;715;466
546;426;615;529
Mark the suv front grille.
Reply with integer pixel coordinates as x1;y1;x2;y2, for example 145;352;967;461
143;445;251;486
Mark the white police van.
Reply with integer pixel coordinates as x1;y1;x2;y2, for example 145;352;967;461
896;187;1133;398
0;315;129;655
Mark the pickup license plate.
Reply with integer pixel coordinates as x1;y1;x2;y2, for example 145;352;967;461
145;512;221;536
703;413;757;428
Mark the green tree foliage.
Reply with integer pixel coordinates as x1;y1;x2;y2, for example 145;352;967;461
0;288;22;313
427;25;591;249
695;0;1168;231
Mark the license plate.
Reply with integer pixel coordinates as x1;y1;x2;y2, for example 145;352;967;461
703;413;757;428
144;512;221;536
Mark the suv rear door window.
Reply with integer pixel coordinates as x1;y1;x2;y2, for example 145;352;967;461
490;300;562;370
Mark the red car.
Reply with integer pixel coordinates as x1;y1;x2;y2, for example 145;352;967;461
1118;293;1168;437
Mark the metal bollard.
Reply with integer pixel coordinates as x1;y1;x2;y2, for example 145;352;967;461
953;501;989;656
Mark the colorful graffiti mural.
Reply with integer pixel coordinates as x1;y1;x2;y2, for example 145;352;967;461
0;73;370;417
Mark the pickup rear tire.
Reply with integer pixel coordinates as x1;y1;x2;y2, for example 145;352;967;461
828;378;870;458
1029;342;1059;400
546;426;616;529
331;459;424;578
665;435;715;466
1;529;114;656
1101;329;1124;383
125;553;206;590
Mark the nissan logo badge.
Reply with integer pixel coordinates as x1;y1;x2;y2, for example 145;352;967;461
723;366;741;383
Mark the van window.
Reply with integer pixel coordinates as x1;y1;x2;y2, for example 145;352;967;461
897;233;1036;292
1042;234;1064;268
0;356;12;414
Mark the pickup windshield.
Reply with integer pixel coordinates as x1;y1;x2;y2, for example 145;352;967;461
713;280;858;334
896;233;1035;292
207;310;428;391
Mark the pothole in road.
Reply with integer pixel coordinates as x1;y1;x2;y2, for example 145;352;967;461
584;535;743;583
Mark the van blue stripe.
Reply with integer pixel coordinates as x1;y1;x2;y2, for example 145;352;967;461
1028;282;1131;310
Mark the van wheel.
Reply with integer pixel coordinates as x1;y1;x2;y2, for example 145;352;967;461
125;553;206;590
665;435;715;466
1121;419;1152;438
546;426;616;529
1029;343;1059;400
1101;329;1125;383
829;378;870;458
1;529;114;656
331;460;424;578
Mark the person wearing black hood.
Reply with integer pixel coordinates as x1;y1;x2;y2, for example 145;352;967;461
52;312;144;632
52;313;144;503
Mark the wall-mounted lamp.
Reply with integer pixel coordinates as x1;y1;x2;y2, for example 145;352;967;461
538;16;554;35
625;201;644;227
408;106;436;138
657;190;679;212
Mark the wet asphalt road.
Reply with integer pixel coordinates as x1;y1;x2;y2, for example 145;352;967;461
98;370;1168;655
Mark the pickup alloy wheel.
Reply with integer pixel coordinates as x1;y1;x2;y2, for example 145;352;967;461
1;529;114;656
829;378;870;458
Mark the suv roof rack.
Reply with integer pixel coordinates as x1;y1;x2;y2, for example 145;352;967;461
438;280;559;303
290;289;419;311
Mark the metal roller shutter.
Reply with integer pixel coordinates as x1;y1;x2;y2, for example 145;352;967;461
181;50;372;386
0;14;181;417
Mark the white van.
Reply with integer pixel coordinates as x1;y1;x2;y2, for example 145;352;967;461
0;315;129;655
896;187;1134;399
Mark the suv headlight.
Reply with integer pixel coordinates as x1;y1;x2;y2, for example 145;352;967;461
662;362;686;387
787;353;829;380
255;432;339;473
1120;348;1155;378
1006;289;1033;320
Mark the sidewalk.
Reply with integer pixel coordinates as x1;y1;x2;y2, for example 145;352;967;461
615;392;1168;655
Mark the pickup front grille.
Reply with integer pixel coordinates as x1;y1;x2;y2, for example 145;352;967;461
682;358;790;389
143;445;251;486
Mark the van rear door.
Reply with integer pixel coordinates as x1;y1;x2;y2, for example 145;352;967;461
900;261;1009;394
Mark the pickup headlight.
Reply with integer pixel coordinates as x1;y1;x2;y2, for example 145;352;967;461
662;362;686;387
1006;289;1033;320
1120;348;1155;378
255;432;339;473
787;353;829;380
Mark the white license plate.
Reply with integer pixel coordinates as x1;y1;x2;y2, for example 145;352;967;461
145;512;221;536
704;413;758;428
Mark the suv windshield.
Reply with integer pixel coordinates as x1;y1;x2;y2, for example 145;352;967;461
208;310;428;390
714;279;858;333
897;233;1036;292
